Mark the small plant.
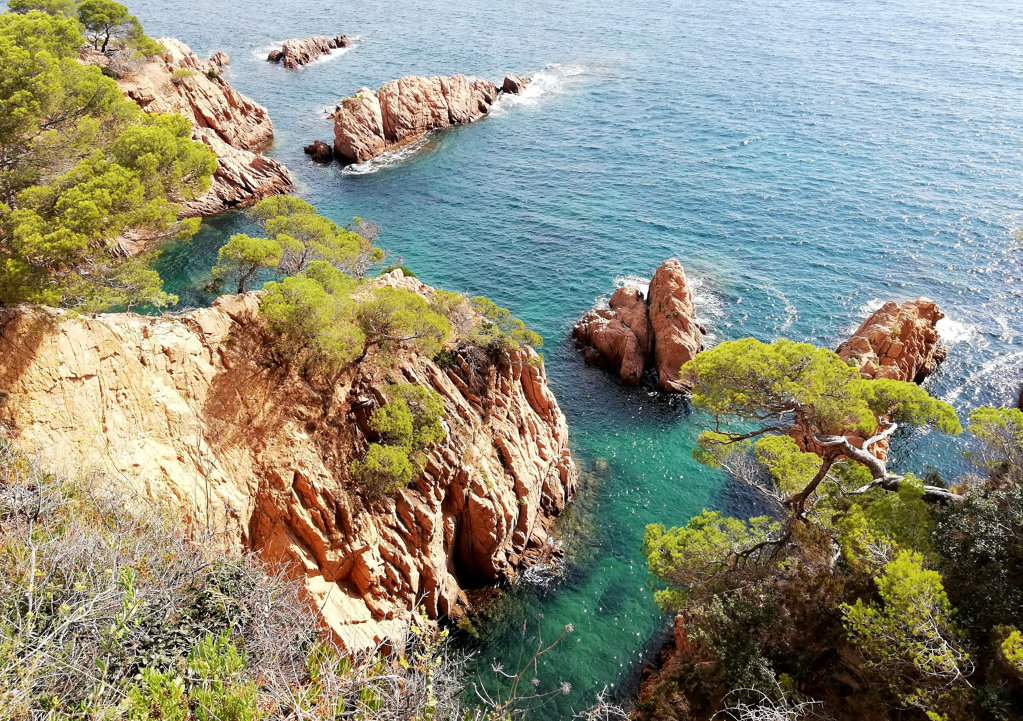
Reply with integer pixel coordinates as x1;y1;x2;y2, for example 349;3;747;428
206;67;220;79
171;68;195;85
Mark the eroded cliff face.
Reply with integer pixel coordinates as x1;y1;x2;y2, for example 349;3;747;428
332;75;500;164
0;273;576;652
85;39;293;223
574;259;704;391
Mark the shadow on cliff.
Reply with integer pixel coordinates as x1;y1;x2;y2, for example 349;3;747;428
0;308;57;426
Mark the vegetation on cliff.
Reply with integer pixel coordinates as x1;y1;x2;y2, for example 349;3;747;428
639;340;1023;721
0;7;214;311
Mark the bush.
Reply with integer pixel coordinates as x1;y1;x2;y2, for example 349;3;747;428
171;68;195;85
352;384;446;495
379;264;416;278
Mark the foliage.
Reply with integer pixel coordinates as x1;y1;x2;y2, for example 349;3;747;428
842;551;973;717
380;264;417;278
1002;630;1023;676
218;196;385;284
353;384;446;495
965;406;1023;487
0;8;215;311
468;296;543;355
78;0;144;52
356;286;451;364
7;0;77;16
212;233;282;293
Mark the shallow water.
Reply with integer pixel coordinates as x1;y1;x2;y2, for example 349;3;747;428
116;0;1023;714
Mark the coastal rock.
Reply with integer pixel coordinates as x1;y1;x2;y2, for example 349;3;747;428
209;50;230;68
85;39;293;221
573;259;703;392
332;74;500;164
502;74;529;94
268;35;351;69
304;140;334;163
0;274;576;653
837;298;948;383
647;259;705;392
573;286;651;385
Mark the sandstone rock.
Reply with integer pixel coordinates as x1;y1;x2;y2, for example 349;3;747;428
0;278;576;653
837;298;948;383
209;50;230;68
573;259;703;392
648;259;705;392
502;74;529;94
573;286;650;385
332;74;499;165
304;140;334;163
267;35;350;69
84;38;293;223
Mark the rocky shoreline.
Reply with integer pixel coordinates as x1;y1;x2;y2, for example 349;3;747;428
83;38;293;229
0;271;576;653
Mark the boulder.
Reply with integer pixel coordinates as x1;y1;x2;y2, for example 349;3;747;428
304;139;333;163
209;50;230;68
573;259;703;392
502;74;529;94
332;74;499;165
267;49;283;62
837;298;948;383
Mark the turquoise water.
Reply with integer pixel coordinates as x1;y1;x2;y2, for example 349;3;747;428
123;0;1023;714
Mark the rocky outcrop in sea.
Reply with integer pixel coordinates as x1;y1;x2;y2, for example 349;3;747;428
837;297;948;383
573;259;704;392
268;35;351;69
326;73;528;165
84;39;293;229
0;271;576;653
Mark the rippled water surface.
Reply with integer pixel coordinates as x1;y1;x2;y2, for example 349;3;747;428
120;0;1023;714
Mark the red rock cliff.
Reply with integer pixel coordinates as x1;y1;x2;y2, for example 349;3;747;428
0;273;576;652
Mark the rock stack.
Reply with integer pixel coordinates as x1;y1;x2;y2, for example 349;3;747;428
573;259;705;392
837;298;948;383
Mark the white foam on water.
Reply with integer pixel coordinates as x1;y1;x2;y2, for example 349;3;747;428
340;136;430;175
489;61;591;117
935;316;979;345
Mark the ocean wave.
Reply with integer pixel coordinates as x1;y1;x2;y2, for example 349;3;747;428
935;316;979;345
340;136;430;175
489;61;591;117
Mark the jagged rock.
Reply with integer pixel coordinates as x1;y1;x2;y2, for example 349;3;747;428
83;39;293;224
837;298;948;383
304;140;333;163
502;74;529;94
573;286;650;385
209;50;230;68
268;35;351;69
332;74;499;165
573;259;703;392
648;259;704;392
0;274;576;653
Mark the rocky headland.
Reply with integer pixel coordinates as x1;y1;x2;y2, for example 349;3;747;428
0;271;576;653
326;73;528;165
268;35;351;69
573;259;705;392
84;39;293;226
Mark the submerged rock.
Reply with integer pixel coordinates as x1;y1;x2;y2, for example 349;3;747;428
837;297;948;383
304;139;334;163
331;74;507;165
573;259;704;392
0;273;576;653
268;35;351;69
84;38;293;227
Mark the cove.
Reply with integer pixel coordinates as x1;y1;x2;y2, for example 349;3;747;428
131;0;1023;716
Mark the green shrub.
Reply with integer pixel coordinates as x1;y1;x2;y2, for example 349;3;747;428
171;67;195;84
352;384;446;495
378;264;416;278
468;296;543;355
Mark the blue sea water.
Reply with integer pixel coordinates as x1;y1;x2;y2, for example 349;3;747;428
119;0;1023;714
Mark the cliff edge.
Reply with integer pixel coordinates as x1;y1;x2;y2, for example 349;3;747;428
0;273;576;652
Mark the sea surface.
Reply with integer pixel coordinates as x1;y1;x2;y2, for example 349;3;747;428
117;0;1022;715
